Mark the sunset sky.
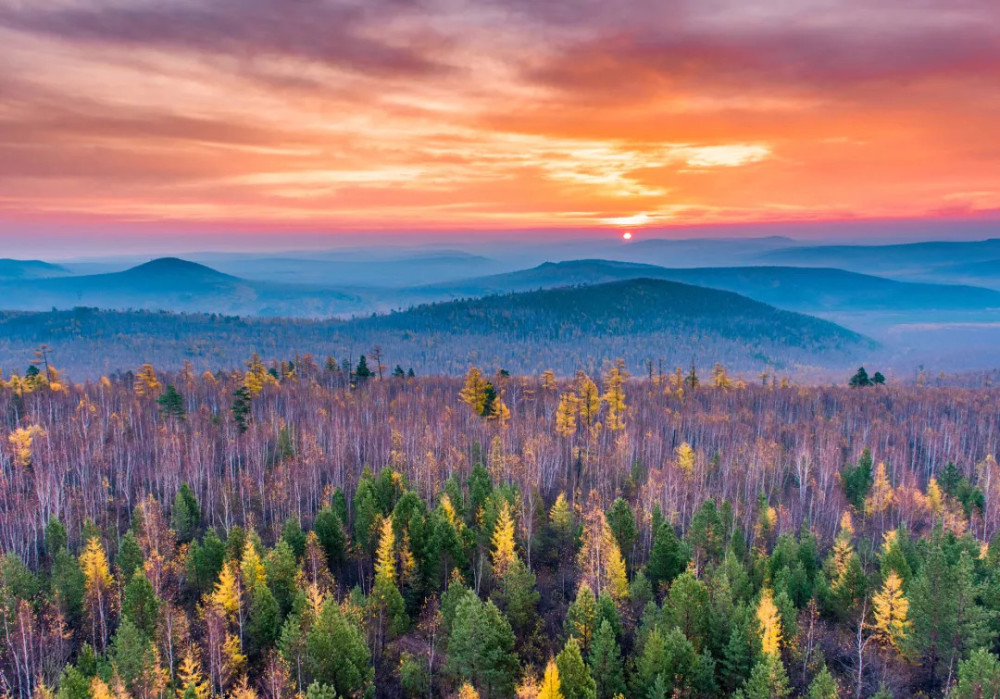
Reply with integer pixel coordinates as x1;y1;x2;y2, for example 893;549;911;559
1;0;999;249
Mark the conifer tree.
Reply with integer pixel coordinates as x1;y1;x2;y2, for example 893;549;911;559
806;665;839;699
491;500;518;580
588;620;625;699
538;658;564;699
872;571;910;652
601;360;628;433
555;392;579;438
955;649;1000;699
647;521;688;593
372;518;407;645
556;637;596;699
79;536;112;652
177;647;211;699
577;495;628;603
737;654;791;699
757;587;782;658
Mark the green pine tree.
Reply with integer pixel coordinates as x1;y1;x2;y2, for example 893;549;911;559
556;636;597;699
588;619;625;699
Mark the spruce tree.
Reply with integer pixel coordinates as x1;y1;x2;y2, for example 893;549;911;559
556;636;596;699
588;620;625;699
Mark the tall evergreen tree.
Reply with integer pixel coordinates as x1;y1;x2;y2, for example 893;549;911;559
447;592;518;698
588;620;625;699
556;637;596;699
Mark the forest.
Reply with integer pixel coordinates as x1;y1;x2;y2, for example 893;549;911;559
2;355;1000;698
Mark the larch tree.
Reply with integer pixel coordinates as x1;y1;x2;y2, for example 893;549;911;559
712;363;733;390
865;463;896;523
675;442;696;480
872;571;910;652
757;587;782;658
491;500;518;581
538;658;563;699
541;370;558;392
372;518;407;648
575;373;602;442
555;392;579;439
79;536;113;652
8;425;44;469
134;363;162;397
601;360;628;433
177;646;211;699
460;367;488;417
576;495;628;604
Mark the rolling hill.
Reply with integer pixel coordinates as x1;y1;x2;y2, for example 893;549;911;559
0;278;874;377
414;260;1000;312
0;257;368;317
0;258;70;280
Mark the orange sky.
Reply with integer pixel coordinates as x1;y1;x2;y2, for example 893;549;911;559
1;0;999;236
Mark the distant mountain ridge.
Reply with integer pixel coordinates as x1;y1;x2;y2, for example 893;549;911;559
756;238;1000;282
416;259;1000;312
0;258;70;280
0;257;366;317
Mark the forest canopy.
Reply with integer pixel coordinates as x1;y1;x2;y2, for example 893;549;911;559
1;356;999;697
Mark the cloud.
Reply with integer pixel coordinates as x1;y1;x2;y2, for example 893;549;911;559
0;0;998;231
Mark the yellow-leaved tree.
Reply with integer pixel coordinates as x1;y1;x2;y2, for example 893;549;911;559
228;675;258;699
537;657;563;699
79;536;113;652
90;678;113;699
459;367;488;416
541;370;558;392
176;647;210;699
239;538;266;596
243;353;278;396
576;493;628;603
555;391;579;439
491;500;518;580
602;360;628;432
212;562;242;622
865;462;896;518
134;363;162;397
873;571;910;651
8;425;45;469
675;442;696;479
926;476;944;516
457;683;480;699
375;518;396;585
575;372;602;441
757;587;782;657
712;363;733;389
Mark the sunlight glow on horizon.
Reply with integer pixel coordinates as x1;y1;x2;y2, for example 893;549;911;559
0;0;998;237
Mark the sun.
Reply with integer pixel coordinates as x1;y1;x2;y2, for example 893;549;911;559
622;231;633;240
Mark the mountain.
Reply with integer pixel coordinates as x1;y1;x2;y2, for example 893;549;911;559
415;260;1000;312
0;258;70;280
189;251;506;286
568;235;803;268
0;278;873;377
756;239;1000;280
0;257;367;317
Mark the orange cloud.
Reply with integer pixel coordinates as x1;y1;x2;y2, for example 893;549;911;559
0;0;998;235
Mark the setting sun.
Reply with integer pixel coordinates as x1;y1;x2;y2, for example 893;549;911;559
623;231;633;240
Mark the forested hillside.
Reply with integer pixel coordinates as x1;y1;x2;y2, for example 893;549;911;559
0;279;873;378
2;358;1000;697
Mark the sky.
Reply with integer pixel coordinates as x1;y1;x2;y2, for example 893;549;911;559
1;0;999;252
